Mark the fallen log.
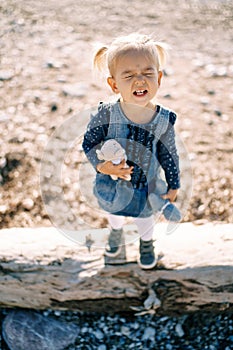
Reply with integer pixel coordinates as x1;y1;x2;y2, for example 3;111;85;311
0;223;233;314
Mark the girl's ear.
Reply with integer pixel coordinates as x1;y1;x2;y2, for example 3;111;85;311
107;77;119;94
158;70;163;87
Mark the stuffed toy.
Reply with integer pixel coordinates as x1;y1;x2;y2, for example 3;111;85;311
149;191;181;222
96;139;131;181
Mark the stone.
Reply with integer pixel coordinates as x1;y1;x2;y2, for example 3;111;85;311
98;345;107;350
2;309;79;350
205;64;228;78
0;112;9;122
62;83;88;97
22;198;34;210
175;323;185;337
50;103;58;112
142;326;156;341
0;204;8;214
0;70;14;81
94;329;104;340
214;109;222;117
44;60;64;69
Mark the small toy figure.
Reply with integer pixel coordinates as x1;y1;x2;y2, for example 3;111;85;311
149;191;181;222
96;139;131;181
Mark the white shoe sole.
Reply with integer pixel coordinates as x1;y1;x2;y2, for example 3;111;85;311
137;256;158;270
104;245;122;258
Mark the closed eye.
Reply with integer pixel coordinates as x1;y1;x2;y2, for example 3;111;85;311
145;73;155;77
123;73;155;79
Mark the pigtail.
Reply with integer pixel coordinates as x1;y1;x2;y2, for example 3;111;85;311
93;46;108;73
154;41;170;69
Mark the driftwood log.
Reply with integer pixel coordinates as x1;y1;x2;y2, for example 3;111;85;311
0;223;233;314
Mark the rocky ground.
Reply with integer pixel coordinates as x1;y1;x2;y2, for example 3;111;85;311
0;0;233;349
1;308;233;350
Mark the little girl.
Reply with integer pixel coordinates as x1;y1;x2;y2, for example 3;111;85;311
82;33;180;269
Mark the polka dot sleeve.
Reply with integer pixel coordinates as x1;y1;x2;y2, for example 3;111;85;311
82;108;109;169
157;112;180;189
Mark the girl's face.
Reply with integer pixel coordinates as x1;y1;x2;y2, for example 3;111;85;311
107;50;162;108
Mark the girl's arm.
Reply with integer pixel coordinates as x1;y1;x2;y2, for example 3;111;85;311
82;110;109;169
160;188;179;202
82;107;133;179
157;112;180;197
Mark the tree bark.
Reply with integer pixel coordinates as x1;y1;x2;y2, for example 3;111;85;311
0;223;233;314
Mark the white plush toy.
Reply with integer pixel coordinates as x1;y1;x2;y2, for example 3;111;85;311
96;139;131;181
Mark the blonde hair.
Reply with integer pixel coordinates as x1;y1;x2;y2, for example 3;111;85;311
94;33;169;77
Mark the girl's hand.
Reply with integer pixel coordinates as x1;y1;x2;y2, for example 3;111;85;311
96;159;134;181
161;189;178;203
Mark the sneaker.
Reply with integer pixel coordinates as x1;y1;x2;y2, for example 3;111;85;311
138;239;157;269
104;228;123;257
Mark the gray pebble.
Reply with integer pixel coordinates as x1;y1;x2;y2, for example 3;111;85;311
214;109;222;117
94;329;104;340
44;60;64;69
166;344;173;350
200;97;210;105
209;345;217;350
205;64;228;77
98;345;107;350
0;70;14;81
142;326;155;341
62;83;88;98
121;325;131;336
22;198;34;210
0;112;9;122
175;323;185;337
163;93;172;99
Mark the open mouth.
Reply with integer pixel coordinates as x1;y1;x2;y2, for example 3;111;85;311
133;89;148;97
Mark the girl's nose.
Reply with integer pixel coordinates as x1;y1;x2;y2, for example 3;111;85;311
135;75;145;85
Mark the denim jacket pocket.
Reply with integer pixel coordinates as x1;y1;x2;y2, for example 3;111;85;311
93;173;134;213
